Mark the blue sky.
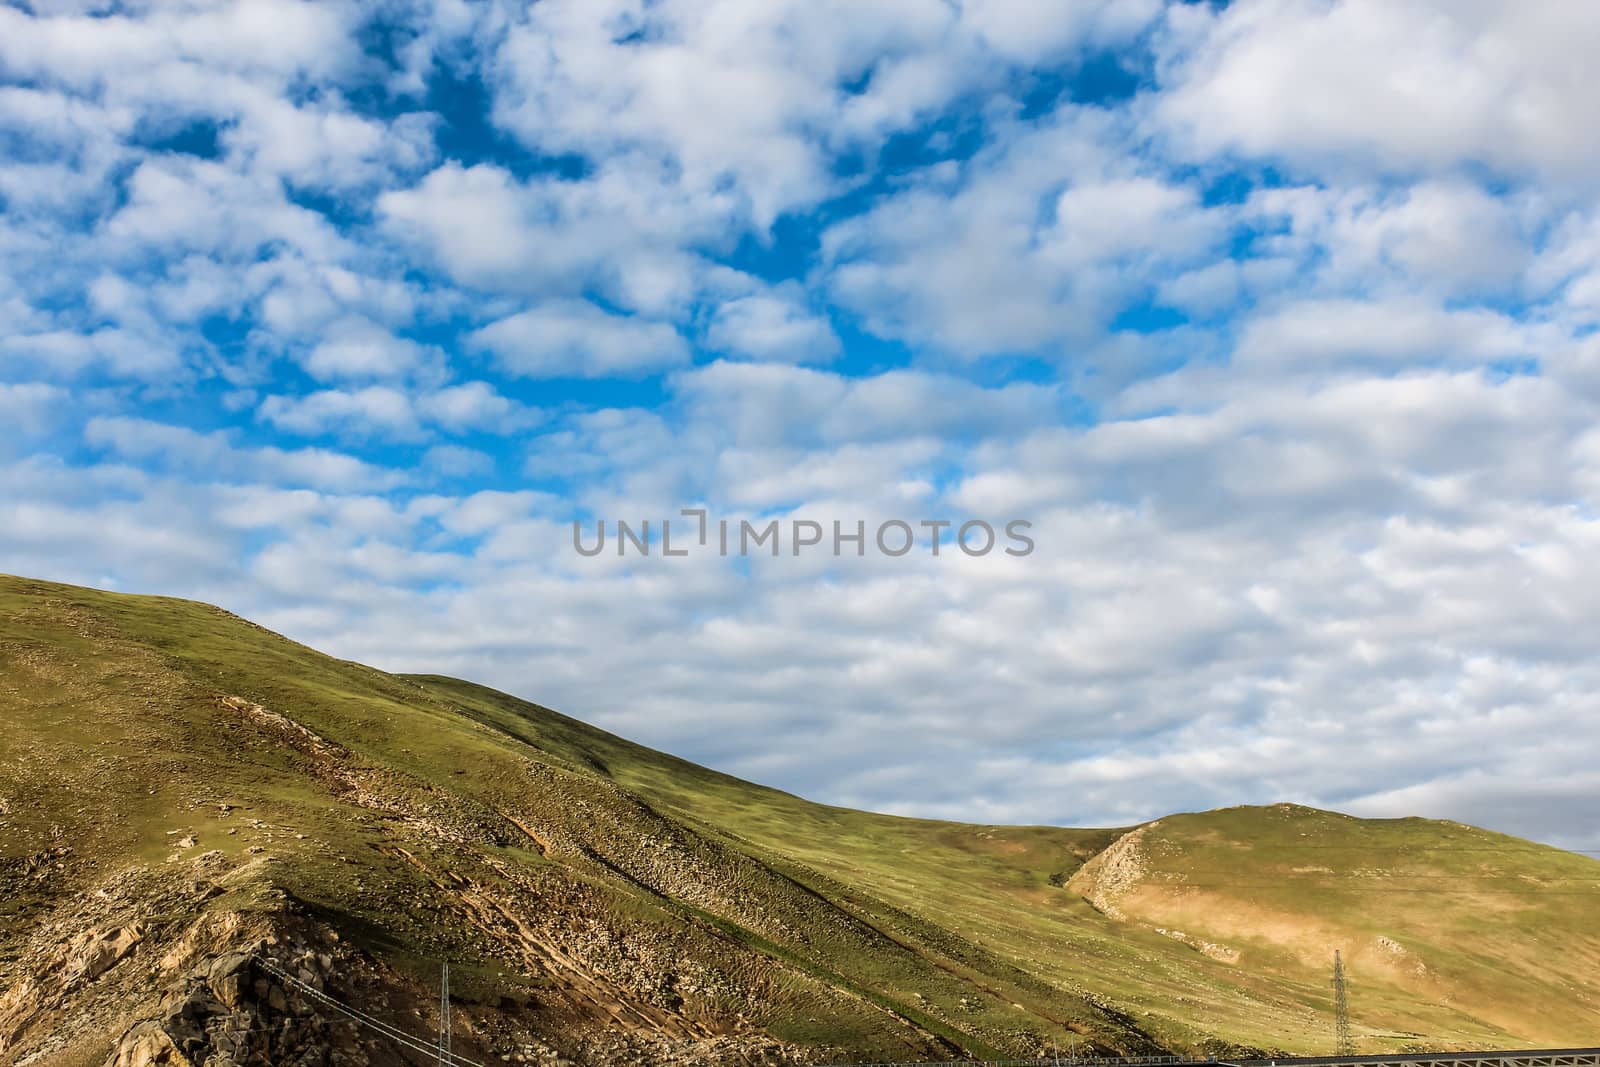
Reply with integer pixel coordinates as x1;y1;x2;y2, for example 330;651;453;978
4;0;1600;847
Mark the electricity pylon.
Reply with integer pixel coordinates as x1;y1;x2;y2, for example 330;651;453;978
438;962;451;1066
1333;950;1354;1055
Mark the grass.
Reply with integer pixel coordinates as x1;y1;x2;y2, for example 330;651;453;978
3;573;1599;1058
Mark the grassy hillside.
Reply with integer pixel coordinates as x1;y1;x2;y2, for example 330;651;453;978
2;574;1597;1065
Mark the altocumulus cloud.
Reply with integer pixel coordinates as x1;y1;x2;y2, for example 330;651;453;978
2;0;1599;848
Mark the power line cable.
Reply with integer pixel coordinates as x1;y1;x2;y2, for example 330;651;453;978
252;956;484;1067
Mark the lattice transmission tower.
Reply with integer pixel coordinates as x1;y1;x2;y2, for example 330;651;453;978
438;962;452;1066
1333;949;1354;1055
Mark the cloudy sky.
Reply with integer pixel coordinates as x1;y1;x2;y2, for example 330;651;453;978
4;0;1599;848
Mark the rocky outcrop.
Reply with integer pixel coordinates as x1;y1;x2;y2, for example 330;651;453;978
102;948;366;1067
65;926;147;990
1067;822;1157;919
0;848;384;1067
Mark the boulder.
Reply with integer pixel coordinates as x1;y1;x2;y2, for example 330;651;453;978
104;1020;194;1067
66;924;146;988
206;954;253;1010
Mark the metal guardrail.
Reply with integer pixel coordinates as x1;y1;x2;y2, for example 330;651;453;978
814;1049;1600;1067
1225;1049;1600;1067
816;1061;1198;1067
814;1057;1209;1067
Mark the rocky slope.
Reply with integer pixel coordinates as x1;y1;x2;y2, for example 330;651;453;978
2;575;1598;1066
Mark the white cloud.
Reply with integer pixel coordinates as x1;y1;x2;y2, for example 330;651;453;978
0;1;358;88
418;381;539;433
258;386;420;439
0;1;419;199
824;108;1229;357
0;382;69;442
378;161;719;315
378;163;542;289
1048;177;1215;264
441;489;553;536
1;326;181;381
84;415;405;491
1242;180;1536;301
486;0;1162;229
1231;299;1540;376
106;158;346;261
219;91;438;190
676;362;1060;449
258;379;538;441
423;444;496;478
960;0;1163;64
300;317;437;382
1155;0;1600;184
705;284;841;363
470;300;691;378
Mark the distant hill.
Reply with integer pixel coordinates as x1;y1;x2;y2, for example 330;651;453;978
2;574;1597;1067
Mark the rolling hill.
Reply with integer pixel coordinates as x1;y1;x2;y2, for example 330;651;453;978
2;574;1597;1067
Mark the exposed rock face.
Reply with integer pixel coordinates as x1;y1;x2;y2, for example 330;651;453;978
0;850;381;1067
102;948;367;1067
1067;822;1157;919
1066;824;1246;965
105;1022;186;1067
65;926;146;990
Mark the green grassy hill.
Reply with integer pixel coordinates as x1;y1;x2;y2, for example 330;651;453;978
2;574;1597;1066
